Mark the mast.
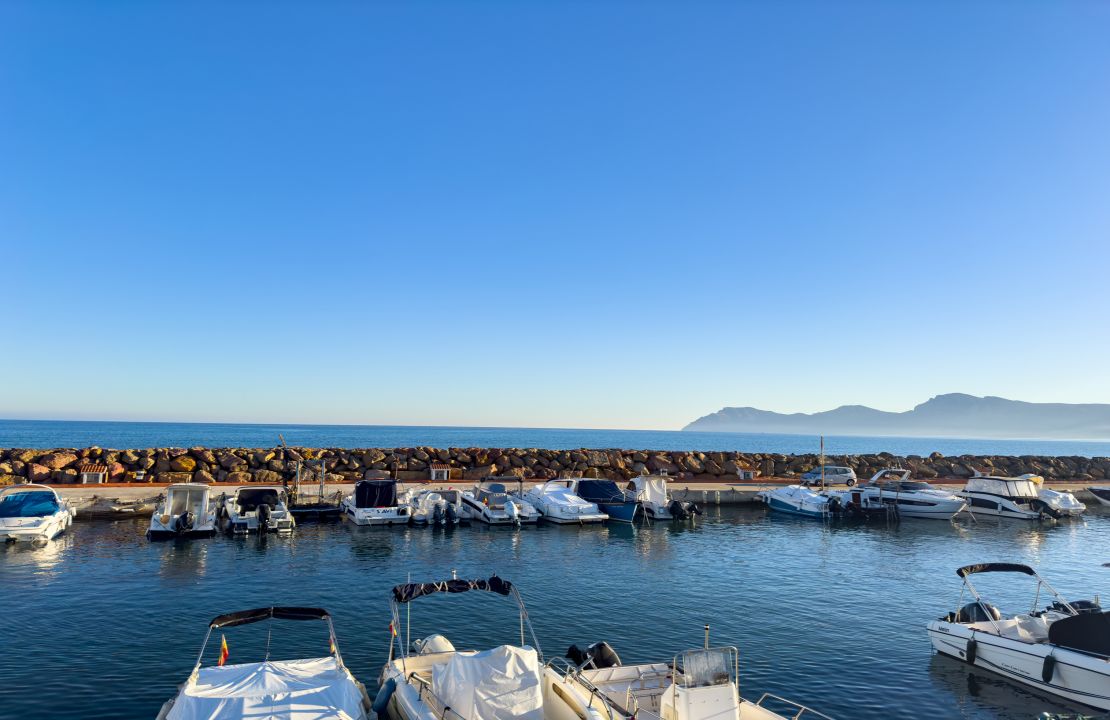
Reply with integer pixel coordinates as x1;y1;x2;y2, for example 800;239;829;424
820;436;825;490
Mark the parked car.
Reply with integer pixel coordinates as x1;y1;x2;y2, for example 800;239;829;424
800;465;857;486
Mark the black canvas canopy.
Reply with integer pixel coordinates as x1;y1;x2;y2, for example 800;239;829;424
355;480;397;509
1048;611;1110;657
209;606;330;628
392;576;513;604
236;488;281;512
956;563;1036;578
576;479;625;503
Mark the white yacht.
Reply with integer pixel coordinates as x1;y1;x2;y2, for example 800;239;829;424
554;637;833;720
342;479;411;526
927;563;1110;711
157;606;372;719
524;479;608;524
220;486;295;534
148;483;218;540
409;489;462;526
0;484;75;543
375;575;608;720
959;473;1061;520
625;474;700;521
761;484;890;520
857;469;968;520
461;478;539;525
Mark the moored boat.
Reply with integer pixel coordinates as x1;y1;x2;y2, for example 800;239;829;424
1027;475;1086;517
409;488;462;526
342;479;412;526
461;477;539;525
1088;486;1110;507
574;478;639;523
926;563;1110;711
958;473;1060;520
148;483;218;540
761;484;893;520
376;575;607;720
858;469;968;520
220;486;296;534
624;474;700;521
524;479;609;524
0;484;75;544
157;606;371;719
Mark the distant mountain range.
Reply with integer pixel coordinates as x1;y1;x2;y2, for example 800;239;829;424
682;394;1110;440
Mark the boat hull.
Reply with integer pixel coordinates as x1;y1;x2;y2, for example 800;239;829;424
959;492;1043;520
345;507;411;526
766;495;827;519
928;621;1110;711
0;512;71;543
1088;487;1110;507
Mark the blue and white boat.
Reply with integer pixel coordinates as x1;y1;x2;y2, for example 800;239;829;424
761;484;892;520
760;485;831;518
573;478;639;523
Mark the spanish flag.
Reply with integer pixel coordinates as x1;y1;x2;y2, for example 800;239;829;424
389;621;397;637
218;634;229;667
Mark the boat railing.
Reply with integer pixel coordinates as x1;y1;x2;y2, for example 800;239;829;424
408;672;467;720
754;692;836;720
545;658;618;720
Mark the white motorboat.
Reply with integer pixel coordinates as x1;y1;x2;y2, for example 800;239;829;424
157;606;372;720
554;637;834;720
342;479;412;526
148;483;218;540
461;478;540;525
220;486;296;534
959;473;1061;520
0;484;75;543
524;479;609;524
376;575;608;720
1088;486;1110;507
1025;475;1086;517
857;469;968;520
761;484;891;520
625;474;700;521
927;563;1110;711
409;489;462;526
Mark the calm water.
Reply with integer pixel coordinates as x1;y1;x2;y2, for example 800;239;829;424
2;508;1108;720
4;419;1110;456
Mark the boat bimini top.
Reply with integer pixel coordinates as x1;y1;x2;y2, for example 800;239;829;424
164;606;367;720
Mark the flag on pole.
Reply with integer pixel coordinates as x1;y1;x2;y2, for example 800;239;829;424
218;634;229;666
389;621;397;637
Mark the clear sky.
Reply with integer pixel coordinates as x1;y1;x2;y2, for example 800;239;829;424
3;1;1109;430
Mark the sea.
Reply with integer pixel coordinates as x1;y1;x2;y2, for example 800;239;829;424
3;419;1110;456
2;509;1108;720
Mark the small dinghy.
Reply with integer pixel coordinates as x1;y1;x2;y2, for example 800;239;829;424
959;473;1062;520
376;575;606;720
625;474;700;521
524;479;609;524
342;479;412;526
157;606;372;720
220;487;295;535
0;484;75;544
574;478;639;523
148;483;218;540
409;489;462;526
461;478;540;525
1088;486;1110;507
927;563;1110;711
553;635;834;719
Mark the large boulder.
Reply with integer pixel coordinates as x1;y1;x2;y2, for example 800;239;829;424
39;452;78;470
108;462;128;480
11;449;37;464
156;472;193;484
51;468;79;483
587;450;610;467
646;455;678;474
225;471;251;484
189;447;217;465
251;469;283;484
253;450;275;466
26;463;51;482
193;469;216;484
169;455;197;472
219;453;246;471
0;475;20;486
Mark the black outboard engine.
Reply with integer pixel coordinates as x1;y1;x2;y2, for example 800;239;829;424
1052;599;1102;614
566;642;622;670
1030;499;1063;519
445;503;458;524
432;503;445;526
668;500;689;519
955;602;1001;623
827;495;843;514
174;511;195;536
257;503;272;532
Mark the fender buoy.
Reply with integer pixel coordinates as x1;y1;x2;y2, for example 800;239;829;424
371;677;396;715
1042;654;1056;683
965;637;977;665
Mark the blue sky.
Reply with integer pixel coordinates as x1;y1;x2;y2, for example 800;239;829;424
3;1;1109;429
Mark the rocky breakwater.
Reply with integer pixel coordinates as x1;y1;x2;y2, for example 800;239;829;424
1;447;1108;486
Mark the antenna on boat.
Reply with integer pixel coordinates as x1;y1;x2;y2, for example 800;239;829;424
451;568;458;579
704;624;710;649
820;436;826;490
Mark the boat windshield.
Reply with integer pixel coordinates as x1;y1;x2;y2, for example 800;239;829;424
877;481;932;492
0;491;60;518
681;648;733;688
168;487;208;515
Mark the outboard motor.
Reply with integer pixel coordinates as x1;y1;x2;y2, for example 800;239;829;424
955;602;1001;623
445;503;458;525
827;496;843;514
432;502;445;526
1051;599;1102;614
257;503;272;532
1031;499;1063;520
174;511;195;536
566;642;622;670
505;499;520;526
668;499;689;519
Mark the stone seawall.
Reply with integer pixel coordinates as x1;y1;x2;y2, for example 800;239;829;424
1;446;1108;485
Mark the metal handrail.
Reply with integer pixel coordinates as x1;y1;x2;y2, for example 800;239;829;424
754;693;836;720
545;658;618;720
409;673;467;720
